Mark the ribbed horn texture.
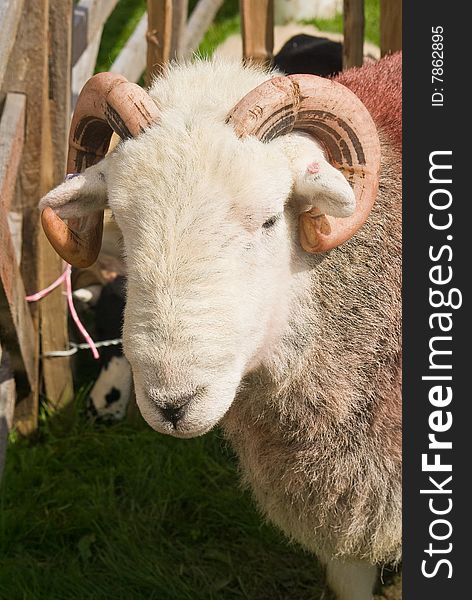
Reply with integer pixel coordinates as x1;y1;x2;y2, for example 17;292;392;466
226;74;381;253
41;73;160;268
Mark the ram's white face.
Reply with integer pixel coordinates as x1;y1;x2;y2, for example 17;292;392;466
40;121;354;437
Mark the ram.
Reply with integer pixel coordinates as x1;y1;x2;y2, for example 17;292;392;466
40;53;402;600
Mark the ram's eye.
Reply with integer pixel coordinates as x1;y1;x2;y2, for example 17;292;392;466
262;214;280;229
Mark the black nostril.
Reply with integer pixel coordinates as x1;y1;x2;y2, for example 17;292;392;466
157;393;197;428
160;404;187;427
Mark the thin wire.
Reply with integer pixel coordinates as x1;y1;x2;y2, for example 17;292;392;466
42;338;122;358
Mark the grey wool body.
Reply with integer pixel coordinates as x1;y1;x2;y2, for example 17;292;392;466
224;56;402;567
223;133;402;565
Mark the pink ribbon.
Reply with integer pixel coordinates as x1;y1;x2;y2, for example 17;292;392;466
26;264;100;360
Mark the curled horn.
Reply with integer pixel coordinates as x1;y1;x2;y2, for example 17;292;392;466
41;73;160;268
226;75;381;253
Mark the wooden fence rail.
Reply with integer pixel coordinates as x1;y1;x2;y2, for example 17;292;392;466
0;93;35;399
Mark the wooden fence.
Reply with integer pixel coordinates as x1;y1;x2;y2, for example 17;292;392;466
1;0;73;447
0;0;401;464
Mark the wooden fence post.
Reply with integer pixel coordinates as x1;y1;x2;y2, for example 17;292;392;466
0;1;25;90
240;0;274;66
343;0;364;69
39;0;74;410
0;94;36;401
1;0;54;433
146;0;188;85
146;0;172;84
380;0;402;56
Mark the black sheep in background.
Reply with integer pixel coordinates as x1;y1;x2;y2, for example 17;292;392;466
274;34;342;77
87;276;132;420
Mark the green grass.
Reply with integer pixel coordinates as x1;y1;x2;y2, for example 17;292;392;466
95;0;147;73
197;14;240;58
0;394;323;599
195;0;240;57
302;0;380;46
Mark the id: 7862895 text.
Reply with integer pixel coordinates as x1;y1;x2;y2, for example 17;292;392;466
431;26;444;107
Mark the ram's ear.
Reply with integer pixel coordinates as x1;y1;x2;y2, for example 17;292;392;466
292;158;355;217
39;161;109;218
277;134;355;218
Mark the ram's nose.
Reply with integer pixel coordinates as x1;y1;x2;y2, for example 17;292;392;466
151;392;198;428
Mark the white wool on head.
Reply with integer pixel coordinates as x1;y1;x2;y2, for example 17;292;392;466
38;57;357;437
